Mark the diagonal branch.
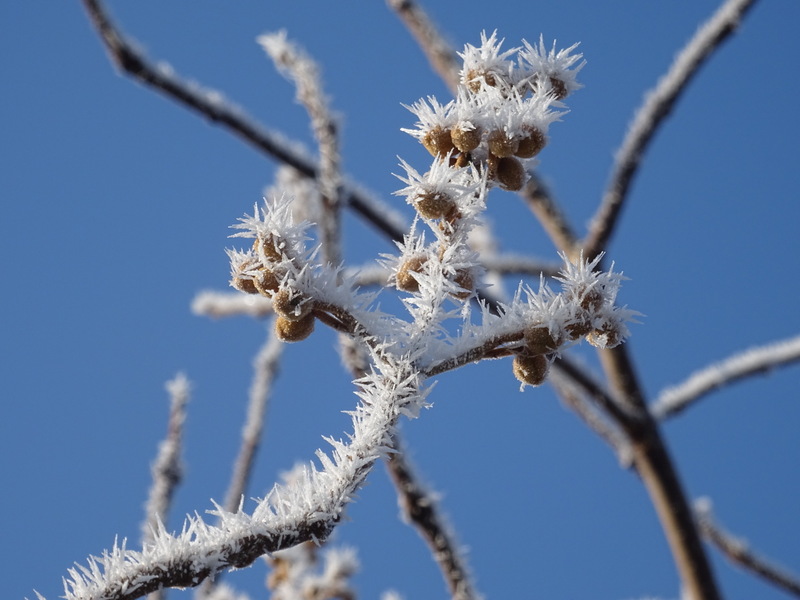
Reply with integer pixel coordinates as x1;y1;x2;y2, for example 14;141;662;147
582;0;759;259
80;0;406;244
652;334;800;420
695;498;800;597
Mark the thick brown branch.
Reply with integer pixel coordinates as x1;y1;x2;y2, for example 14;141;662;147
583;0;759;259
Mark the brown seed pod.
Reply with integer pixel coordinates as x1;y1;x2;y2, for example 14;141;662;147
549;76;568;100
396;255;428;293
272;288;314;321
252;268;282;296
450;122;482;153
231;274;259;295
564;315;593;341
495;156;526;191
414;191;457;220
515;126;546;158
253;235;283;262
487;129;519;158
524;325;561;354
512;353;550;387
275;313;315;342
421;126;455;158
463;69;498;93
450;268;474;300
577;286;604;313
587;322;622;349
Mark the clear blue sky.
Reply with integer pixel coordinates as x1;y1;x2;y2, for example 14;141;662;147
2;2;798;599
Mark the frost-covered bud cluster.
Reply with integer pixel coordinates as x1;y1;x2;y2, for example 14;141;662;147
228;198;318;342
267;541;358;600
403;31;584;191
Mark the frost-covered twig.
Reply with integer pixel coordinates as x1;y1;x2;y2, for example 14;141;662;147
583;0;759;259
192;291;273;319
142;374;191;545
386;443;481;600
520;171;578;256
695;498;800;597
260;31;344;266
386;0;461;93
223;327;284;514
652;334;800;420
267;541;359;600
79;0;405;244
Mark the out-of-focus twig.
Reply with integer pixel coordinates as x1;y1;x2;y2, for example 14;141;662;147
80;0;406;244
695;498;800;597
520;172;578;257
583;0;759;259
652;334;800;420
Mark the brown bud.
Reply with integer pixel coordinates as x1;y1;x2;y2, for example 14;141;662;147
421;126;455;158
450;122;482;153
414;191;457;220
254;235;283;262
549;76;568;101
564;316;593;341
578;287;604;313
512;353;550;387
515;126;546;158
275;313;315;342
487;129;519;158
523;325;561;354
495;156;526;191
272;288;314;321
463;69;498;93
587;322;622;349
252;268;282;296
396;255;428;293
231;274;259;295
450;268;474;300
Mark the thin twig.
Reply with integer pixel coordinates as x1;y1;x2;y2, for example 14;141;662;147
695;498;800;597
80;0;406;244
386;0;461;93
652;334;800;420
520;171;578;257
583;0;759;259
385;442;482;600
223;326;284;513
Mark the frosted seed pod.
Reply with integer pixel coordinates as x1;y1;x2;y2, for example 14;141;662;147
587;322;622;349
564;315;593;341
421;126;455;158
487;129;519;158
414;191;457;220
523;324;561;354
254;234;283;262
252;268;282;296
275;313;315;342
272;288;314;321
396;255;428;293
450;122;482;153
515;126;546;158
548;76;568;100
463;69;498;93
576;286;604;313
231;274;259;295
450;268;474;300
495;156;526;191
512;353;550;387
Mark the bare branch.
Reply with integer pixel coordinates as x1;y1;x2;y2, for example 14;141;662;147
652;334;800;420
519;171;579;257
79;0;406;244
223;327;284;514
385;443;481;600
583;0;759;259
695;498;800;597
386;0;461;93
142;373;190;544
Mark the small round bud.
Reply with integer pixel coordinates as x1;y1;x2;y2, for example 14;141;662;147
252;268;282;296
549;76;568;101
578;287;604;313
495;156;526;191
463;69;498;93
272;288;314;321
414;191;457;220
487;129;519;158
421;126;455;158
275;313;315;342
564;315;593;341
512;353;550;387
254;235;283;262
450;122;482;153
450;268;474;300
515;126;546;158
523;325;561;354
396;255;428;293
231;274;259;295
587;322;623;349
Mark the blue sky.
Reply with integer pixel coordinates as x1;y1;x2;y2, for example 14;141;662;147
2;1;799;599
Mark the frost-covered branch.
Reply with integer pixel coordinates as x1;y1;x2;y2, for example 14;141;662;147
386;443;481;600
583;0;759;259
695;498;800;597
142;374;190;545
652;334;800;419
79;0;405;244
